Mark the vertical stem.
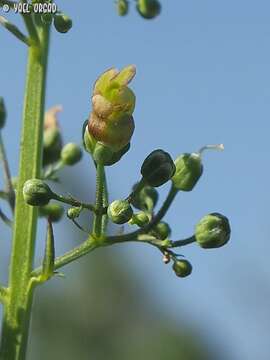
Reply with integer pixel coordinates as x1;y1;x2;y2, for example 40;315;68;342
0;25;50;360
101;168;108;235
92;163;105;237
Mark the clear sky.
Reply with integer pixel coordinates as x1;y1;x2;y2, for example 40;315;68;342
1;1;270;359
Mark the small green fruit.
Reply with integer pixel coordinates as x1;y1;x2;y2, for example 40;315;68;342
107;200;133;224
61;143;82;166
195;213;231;249
172;259;192;278
151;221;171;240
172;153;203;192
136;0;161;19
23;179;53;206
54;13;72;33
117;0;129;16
129;212;150;227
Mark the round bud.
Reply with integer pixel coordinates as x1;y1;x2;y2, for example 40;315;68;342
172;259;192;278
136;0;161;19
61;143;82;166
39;203;64;222
107;200;133;224
172;153;203;191
129;212;150;227
67;206;82;219
54;13;72;33
141;149;176;187
23;179;53;206
117;0;129;16
0;97;7;130
131;183;158;211
195;213;231;249
151;221;171;240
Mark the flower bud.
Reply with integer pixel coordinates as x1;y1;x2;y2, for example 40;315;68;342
172;259;192;278
151;221;171;240
67;206;82;219
0;97;7;130
141;149;176;187
172;144;224;192
130;183;158;211
117;0;129;16
129;211;150;227
23;179;53;206
54;13;72;33
172;153;203;192
43;106;63;166
39;203;64;222
107;200;133;224
88;65;136;151
136;0;161;19
61;143;82;166
195;213;231;249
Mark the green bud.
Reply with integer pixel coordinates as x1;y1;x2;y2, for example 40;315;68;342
54;13;72;33
117;0;129;16
136;0;161;19
67;206;82;219
151;221;171;240
172;259;192;278
195;213;231;249
61;143;82;166
23;179;53;206
141;149;176;187
41;13;53;25
129;211;150;227
172;144;224;192
39;203;64;222
107;200;133;224
172;153;203;191
93;142;130;166
0;97;7;129
131;183;158;211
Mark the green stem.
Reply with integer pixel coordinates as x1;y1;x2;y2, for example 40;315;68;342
92;163;105;237
52;192;96;212
0;25;50;360
101;167;108;235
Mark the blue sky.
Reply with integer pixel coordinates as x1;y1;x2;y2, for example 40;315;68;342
1;1;270;359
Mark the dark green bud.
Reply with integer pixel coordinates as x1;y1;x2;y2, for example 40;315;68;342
141;149;176;187
130;183;158;211
117;0;129;16
67;206;82;219
172;259;192;278
172;153;203;191
61;143;82;166
0;97;7;129
107;200;133;224
54;13;72;33
41;13;53;25
39;203;64;222
23;179;53;206
195;213;231;249
93;142;130;166
151;221;171;240
129;212;150;227
136;0;161;19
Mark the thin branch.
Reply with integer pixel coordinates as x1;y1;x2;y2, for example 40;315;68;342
0;207;12;227
0;15;30;46
0;133;15;211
